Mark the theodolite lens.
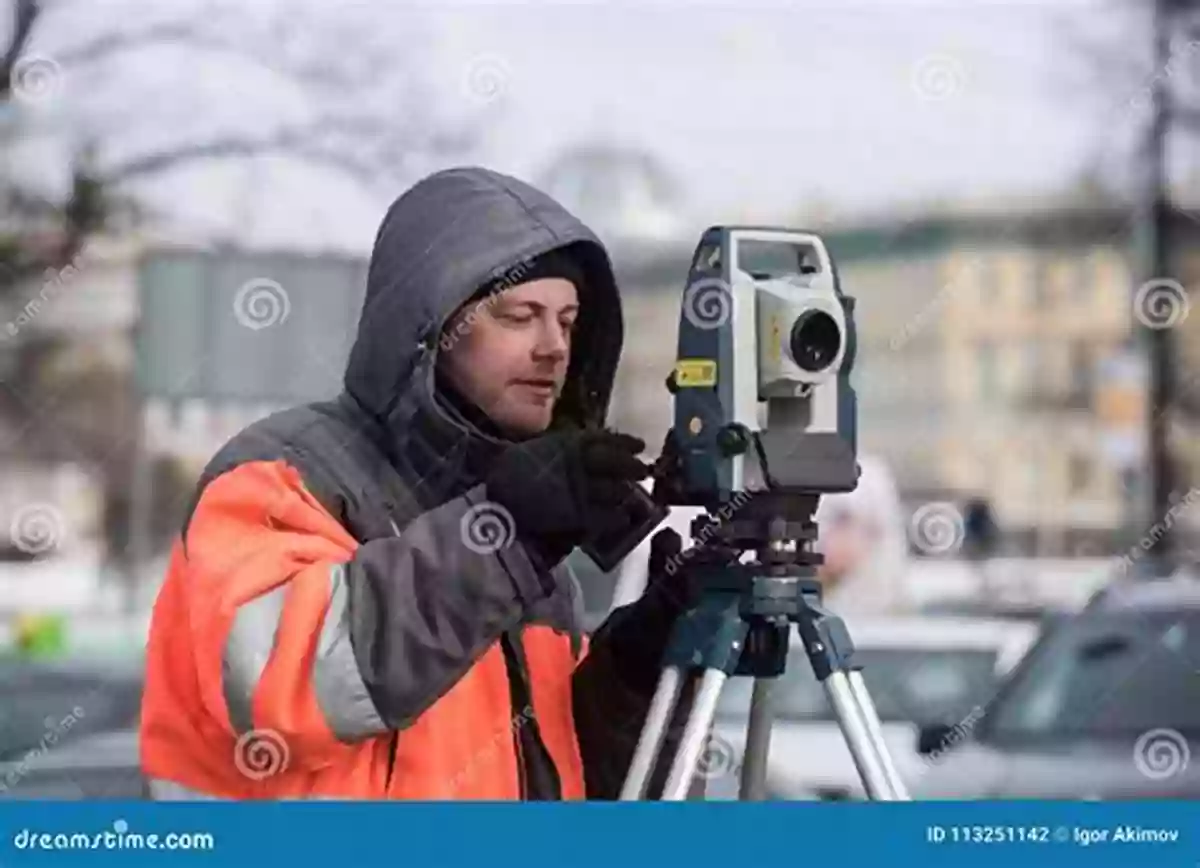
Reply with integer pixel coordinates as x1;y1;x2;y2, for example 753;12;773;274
788;310;841;373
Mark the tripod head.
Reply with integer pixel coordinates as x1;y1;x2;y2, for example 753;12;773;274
661;488;855;682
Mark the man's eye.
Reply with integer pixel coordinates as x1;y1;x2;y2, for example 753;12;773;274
500;312;534;324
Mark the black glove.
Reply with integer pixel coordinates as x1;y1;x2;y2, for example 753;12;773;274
643;527;691;615
485;429;651;565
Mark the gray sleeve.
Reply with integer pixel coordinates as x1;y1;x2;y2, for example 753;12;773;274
338;483;549;734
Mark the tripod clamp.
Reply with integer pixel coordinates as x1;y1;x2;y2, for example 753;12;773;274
618;506;910;802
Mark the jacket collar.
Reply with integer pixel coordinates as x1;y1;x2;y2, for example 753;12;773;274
361;355;509;502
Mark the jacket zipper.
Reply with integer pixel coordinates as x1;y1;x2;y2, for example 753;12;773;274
513;723;529;799
384;516;403;796
499;631;563;800
385;732;398;792
500;632;530;800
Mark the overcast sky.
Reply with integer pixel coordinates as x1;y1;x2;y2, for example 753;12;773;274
14;0;1174;254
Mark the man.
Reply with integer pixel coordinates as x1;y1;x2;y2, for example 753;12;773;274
139;166;690;800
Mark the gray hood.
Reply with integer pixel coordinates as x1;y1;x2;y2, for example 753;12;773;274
343;166;624;460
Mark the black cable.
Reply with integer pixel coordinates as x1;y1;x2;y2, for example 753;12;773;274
751;431;780;491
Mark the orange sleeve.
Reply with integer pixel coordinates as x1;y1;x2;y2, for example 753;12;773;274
179;456;545;771
182;459;363;765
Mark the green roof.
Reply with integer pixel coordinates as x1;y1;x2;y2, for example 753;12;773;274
820;206;1200;264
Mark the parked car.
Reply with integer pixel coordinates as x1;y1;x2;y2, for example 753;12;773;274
0;655;144;800
0;729;142;799
914;576;1200;799
705;615;1038;800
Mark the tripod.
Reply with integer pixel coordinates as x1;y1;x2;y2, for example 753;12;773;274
619;493;910;801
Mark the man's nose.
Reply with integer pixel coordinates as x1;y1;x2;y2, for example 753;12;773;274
533;319;570;359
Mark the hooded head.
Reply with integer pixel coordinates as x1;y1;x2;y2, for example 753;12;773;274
343;167;623;477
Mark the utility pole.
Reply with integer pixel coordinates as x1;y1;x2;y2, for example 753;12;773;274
1137;0;1178;574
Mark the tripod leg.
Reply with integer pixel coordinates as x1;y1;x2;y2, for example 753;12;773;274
823;671;899;800
847;670;910;800
661;668;727;800
738;677;775;801
619;665;686;800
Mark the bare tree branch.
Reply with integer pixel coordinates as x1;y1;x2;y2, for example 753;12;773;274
95;105;481;188
5;0;488;237
99;128;385;186
51;19;216;67
0;0;42;100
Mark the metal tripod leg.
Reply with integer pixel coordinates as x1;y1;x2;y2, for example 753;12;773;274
619;666;686;800
738;677;775;800
617;547;911;802
619;666;737;802
798;601;910;801
848;670;909;799
823;670;900;800
660;668;728;800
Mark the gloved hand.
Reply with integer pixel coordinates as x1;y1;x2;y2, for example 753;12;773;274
485;429;651;565
642;526;692;615
586;526;697;699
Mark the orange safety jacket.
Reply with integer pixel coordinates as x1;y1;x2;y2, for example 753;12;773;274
141;460;598;800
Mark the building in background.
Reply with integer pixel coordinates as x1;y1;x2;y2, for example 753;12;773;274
827;204;1200;556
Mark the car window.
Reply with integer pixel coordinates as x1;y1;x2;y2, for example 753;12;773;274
979;610;1200;743
0;669;142;762
715;646;1000;725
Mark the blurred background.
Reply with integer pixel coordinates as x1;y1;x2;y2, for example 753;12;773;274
1;0;1200;801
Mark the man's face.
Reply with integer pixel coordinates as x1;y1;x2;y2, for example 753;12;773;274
438;277;579;437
